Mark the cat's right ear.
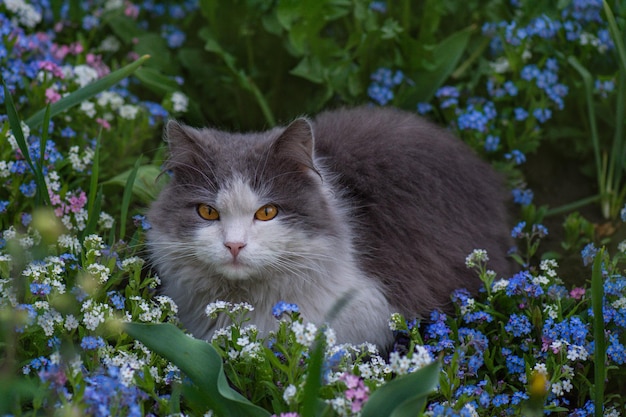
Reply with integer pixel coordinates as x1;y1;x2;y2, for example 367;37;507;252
164;120;216;172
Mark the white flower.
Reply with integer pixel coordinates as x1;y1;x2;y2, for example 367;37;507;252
80;101;97;118
4;0;42;28
121;256;145;271
532;275;549;286
492;278;509;292
533;362;548;375
171;92;189;113
465;249;489;268
206;300;231;317
64;314;79;331
73;65;99;87
58;234;81;253
283;384;297;404
551;381;563;396
0;161;10;178
86;263;111;284
119;104;140;120
543;304;558;320
489;57;510;74
612;297;626;310
463;403;479;417
99;212;115;229
97;91;124;109
567;345;589;361
99;36;121;53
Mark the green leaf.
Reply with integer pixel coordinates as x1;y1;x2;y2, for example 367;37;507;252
103;164;167;204
135;67;181;95
119;158;141;240
591;247;606;417
408;27;472;103
300;338;326;417
360;361;440;417
3;81;51;206
25;55;150;129
124;322;271;417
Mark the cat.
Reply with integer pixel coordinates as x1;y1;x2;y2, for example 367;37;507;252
147;106;512;349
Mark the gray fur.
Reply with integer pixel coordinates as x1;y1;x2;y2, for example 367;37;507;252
147;106;511;348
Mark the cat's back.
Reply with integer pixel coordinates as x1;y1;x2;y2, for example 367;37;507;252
312;106;511;315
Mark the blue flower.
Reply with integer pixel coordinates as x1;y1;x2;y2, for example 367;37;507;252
81;336;105;350
132;214;152;230
504;149;526;165
484;135;500;152
272;301;300;319
416;102;433;114
492;393;510;407
30;282;52;296
0;200;9;213
607;333;626;364
368;83;393;105
512;188;533;205
369;1;387;13
511;221;526;238
581;242;598;266
513;107;529;121
108;291;126;310
505;313;532;337
533;107;552;123
19;180;37;197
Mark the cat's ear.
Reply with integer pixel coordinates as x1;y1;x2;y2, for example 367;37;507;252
272;118;317;174
164;120;216;171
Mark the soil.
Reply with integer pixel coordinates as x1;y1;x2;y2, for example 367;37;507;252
523;144;622;287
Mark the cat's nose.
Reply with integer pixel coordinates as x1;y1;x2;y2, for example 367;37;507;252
224;242;246;258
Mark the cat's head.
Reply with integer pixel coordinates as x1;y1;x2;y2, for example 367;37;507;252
148;119;342;282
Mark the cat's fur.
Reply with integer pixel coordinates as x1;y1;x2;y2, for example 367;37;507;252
147;106;511;348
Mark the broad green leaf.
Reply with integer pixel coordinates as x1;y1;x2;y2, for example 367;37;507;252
124;322;271;417
360;360;440;417
103;164;167;204
409;27;472;104
25;55;150;129
135;67;181;95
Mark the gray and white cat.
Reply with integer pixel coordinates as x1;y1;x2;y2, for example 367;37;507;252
147;106;511;348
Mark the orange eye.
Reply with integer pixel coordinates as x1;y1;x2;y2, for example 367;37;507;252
254;204;278;221
197;204;220;221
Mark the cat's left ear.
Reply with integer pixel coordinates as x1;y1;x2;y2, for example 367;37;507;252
273;118;317;174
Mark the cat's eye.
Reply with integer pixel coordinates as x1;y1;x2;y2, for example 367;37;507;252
197;204;220;221
254;204;278;221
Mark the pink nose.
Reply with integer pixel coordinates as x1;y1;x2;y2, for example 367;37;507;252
224;242;246;258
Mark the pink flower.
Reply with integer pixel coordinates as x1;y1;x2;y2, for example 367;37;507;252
340;373;369;413
45;88;61;104
68;191;87;213
96;118;111;130
270;413;299;417
39;61;65;78
124;2;140;19
570;287;585;300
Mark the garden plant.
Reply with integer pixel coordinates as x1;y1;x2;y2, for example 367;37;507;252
1;0;626;416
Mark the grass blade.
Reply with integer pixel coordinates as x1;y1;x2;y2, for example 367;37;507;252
25;55;151;129
119;158;141;240
3;81;51;206
86;130;101;220
568;56;606;217
591;248;606;417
